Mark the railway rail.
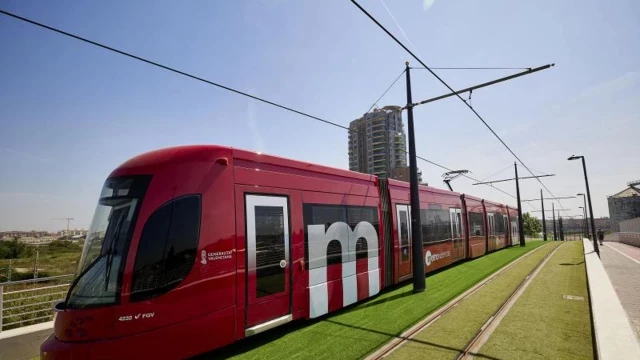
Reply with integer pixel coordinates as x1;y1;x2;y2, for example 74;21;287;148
367;242;561;360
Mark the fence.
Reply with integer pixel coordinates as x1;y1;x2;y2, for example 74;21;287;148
616;217;640;247
0;274;73;332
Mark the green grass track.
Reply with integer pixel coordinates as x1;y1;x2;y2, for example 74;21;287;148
477;241;593;360
387;242;560;360
197;241;548;360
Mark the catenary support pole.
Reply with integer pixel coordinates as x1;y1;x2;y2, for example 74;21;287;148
405;62;426;292
541;189;547;241
552;203;557;241
515;163;525;246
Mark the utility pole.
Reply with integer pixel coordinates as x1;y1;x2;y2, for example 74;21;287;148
405;62;425;293
514;163;525;246
568;155;599;256
559;214;564;241
540;189;547;241
552;203;557;241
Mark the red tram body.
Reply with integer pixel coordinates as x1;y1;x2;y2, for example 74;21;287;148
41;145;519;360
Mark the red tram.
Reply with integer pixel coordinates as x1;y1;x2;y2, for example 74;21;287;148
41;145;519;359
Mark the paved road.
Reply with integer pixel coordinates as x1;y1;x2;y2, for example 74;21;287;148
601;241;640;340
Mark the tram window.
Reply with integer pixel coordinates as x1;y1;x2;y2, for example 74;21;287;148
306;206;346;230
495;214;505;233
355;238;368;260
303;204;379;269
469;212;485;236
254;206;286;297
399;211;409;261
326;240;342;265
131;195;201;302
347;207;378;228
421;208;452;243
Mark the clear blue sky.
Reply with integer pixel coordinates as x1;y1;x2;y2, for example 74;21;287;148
1;0;638;231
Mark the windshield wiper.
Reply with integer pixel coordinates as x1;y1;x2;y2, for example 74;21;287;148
65;253;106;306
104;213;126;292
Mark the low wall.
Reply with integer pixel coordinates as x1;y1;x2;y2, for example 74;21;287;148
0;322;52;360
618;218;640;246
617;232;640;247
583;238;640;359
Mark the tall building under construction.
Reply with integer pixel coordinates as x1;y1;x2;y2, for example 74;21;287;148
348;106;418;180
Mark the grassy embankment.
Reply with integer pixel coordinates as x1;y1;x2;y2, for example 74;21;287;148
1;241;82;330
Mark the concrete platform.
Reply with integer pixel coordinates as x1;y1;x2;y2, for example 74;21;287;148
583;238;640;359
0;321;52;360
601;242;640;338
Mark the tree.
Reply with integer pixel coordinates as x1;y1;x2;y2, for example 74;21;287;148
522;212;542;237
0;236;32;259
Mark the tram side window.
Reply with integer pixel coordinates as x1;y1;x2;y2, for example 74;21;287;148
355;238;368;260
326;240;342;265
469;212;485;236
303;204;379;269
131;195;201;302
254;206;286;297
495;214;505;234
421;207;452;244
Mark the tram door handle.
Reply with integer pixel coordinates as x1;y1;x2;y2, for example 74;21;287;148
279;260;287;269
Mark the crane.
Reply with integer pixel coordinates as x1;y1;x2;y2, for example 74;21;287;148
52;217;74;241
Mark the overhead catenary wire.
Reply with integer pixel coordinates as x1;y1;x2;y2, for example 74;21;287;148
357;67;537;209
1;8;535;209
479;164;515;182
350;0;564;214
411;67;533;71
379;0;423;59
366;69;406;113
0;9;351;131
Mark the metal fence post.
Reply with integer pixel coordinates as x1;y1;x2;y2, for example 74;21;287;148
1;284;4;332
34;250;39;280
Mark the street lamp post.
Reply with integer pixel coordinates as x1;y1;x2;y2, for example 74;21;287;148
577;193;589;239
578;206;586;239
569;155;599;256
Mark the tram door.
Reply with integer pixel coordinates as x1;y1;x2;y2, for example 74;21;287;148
503;216;509;247
450;208;464;260
511;219;519;246
396;205;412;280
487;213;495;251
244;194;292;335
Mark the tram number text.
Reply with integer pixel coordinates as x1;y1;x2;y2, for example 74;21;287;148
118;312;155;322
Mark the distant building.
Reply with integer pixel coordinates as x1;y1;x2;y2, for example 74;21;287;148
348;106;415;179
18;236;56;244
390;166;423;184
0;231;55;240
607;181;640;232
59;229;88;238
